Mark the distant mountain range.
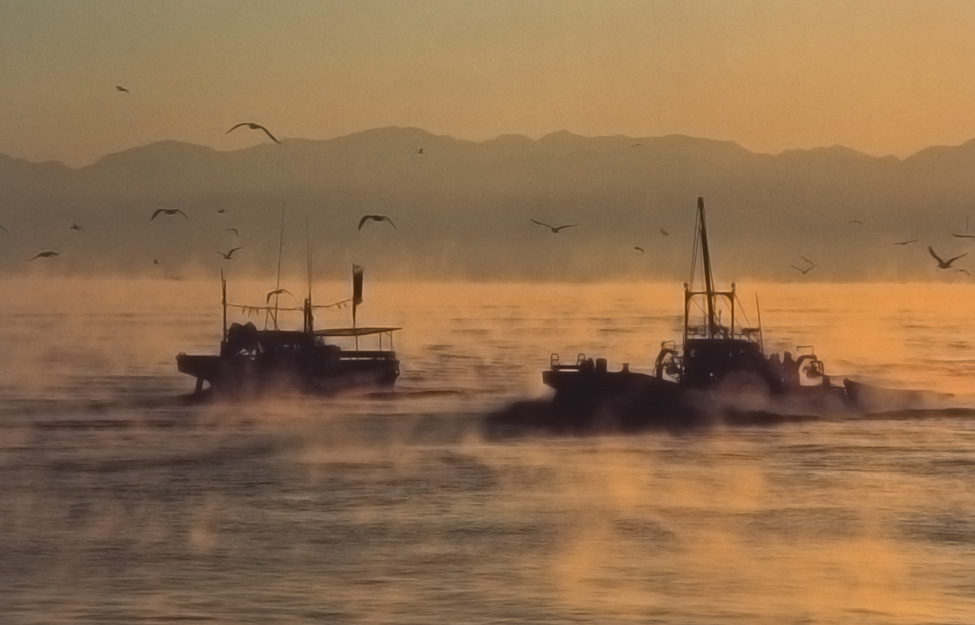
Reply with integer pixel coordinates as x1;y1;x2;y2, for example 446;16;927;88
3;126;975;281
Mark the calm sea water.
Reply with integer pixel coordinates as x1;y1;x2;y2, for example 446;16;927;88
2;277;975;624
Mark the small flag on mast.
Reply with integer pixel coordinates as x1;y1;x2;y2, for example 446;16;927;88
352;264;364;327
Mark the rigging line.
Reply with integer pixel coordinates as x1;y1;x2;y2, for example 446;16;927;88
733;292;753;329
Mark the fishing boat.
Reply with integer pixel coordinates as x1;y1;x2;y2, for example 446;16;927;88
499;197;930;433
176;266;400;397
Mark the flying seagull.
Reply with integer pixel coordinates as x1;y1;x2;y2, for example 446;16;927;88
634;246;645;253
28;251;59;262
226;227;239;237
225;122;280;144
69;223;85;232
151;208;189;221
417;148;424;155
358;214;397;230
216;246;243;260
531;218;576;234
893;239;918;246
266;288;292;304
956;268;972;276
791;264;814;275
929;246;968;269
659;228;669;236
116;85;129;94
799;255;814;265
848;219;864;225
952;233;975;239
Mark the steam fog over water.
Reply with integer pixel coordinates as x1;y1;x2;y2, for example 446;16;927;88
3;277;975;623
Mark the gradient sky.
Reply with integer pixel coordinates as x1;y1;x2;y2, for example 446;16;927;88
4;0;975;167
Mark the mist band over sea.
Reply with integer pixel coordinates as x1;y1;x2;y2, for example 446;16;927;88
2;277;975;624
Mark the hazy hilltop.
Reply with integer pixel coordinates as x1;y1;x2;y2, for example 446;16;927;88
1;127;974;282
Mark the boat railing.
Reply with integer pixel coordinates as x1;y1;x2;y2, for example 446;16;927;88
549;352;590;370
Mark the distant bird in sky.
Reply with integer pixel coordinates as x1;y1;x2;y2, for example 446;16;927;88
216;246;243;260
634;246;645;253
848;219;864;225
791;264;814;275
799;255;814;265
951;233;975;239
531;218;576;234
956;268;972;276
893;239;918;246
659;228;669;236
28;251;59;262
266;288;292;304
69;223;85;232
0;224;9;234
631;143;644;148
115;85;129;94
151;208;189;221
225;122;280;144
216;208;226;214
929;246;968;269
153;258;159;265
417;147;424;155
358;214;397;230
226;227;239;237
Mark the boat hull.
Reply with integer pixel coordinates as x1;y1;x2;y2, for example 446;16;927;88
488;366;856;434
176;351;400;397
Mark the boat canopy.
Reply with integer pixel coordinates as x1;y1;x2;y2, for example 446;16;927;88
313;327;401;338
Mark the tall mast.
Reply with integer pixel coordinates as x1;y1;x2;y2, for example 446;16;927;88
268;202;286;330
697;197;718;338
304;215;313;333
221;268;227;341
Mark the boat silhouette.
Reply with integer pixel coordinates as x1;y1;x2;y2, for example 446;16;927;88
177;267;400;397
492;197;936;434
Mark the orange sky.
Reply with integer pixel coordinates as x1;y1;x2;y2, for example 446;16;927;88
4;0;975;166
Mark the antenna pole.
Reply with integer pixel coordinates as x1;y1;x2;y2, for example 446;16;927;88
305;215;313;332
755;292;764;355
221;269;228;341
269;202;286;330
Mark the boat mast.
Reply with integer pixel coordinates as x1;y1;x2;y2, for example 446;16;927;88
267;202;286;330
697;197;718;338
304;215;313;333
221;268;228;341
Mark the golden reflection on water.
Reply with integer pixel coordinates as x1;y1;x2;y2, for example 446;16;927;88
2;277;975;623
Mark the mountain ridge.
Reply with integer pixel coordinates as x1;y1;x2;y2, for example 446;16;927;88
1;127;974;281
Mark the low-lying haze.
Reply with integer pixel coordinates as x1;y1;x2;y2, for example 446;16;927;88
2;127;975;281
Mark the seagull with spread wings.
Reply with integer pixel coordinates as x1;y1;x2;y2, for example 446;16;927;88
358;214;397;230
225;122;280;144
116;85;130;94
929;246;968;269
151;208;189;221
530;218;576;234
28;251;59;262
266;288;292;304
216;246;243;260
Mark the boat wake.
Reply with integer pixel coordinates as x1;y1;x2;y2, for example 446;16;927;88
483;393;975;438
